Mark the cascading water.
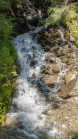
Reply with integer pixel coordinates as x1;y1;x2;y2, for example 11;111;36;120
4;22;77;138
5;26;63;139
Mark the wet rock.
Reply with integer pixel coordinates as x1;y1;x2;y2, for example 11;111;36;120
44;45;50;51
38;9;42;19
22;88;25;93
30;58;37;66
64;29;70;41
38;116;43;120
65;71;77;84
44;23;50;29
69;84;78;97
58;77;77;99
5;116;19;128
61;57;69;64
50;57;56;63
42;109;47;114
41;65;47;74
22;38;28;44
41;69;46;74
27;15;32;20
21;47;26;52
54;38;63;45
45;70;52;75
29;52;35;59
32;72;36;78
41;65;46;70
44;63;60;74
61;75;65;80
32;46;36;50
42;75;61;88
52;64;60;73
52;103;59;109
53;32;61;39
55;50;64;57
45;38;55;46
16;64;21;74
70;35;75;42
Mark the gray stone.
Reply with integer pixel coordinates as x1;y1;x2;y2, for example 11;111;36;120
42;75;62;88
22;39;28;44
16;64;21;74
58;76;77;99
70;35;75;42
65;71;77;84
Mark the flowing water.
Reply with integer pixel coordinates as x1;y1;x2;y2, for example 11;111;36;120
5;25;75;139
5;26;60;139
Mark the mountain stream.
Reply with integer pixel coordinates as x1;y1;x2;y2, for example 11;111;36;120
4;25;76;139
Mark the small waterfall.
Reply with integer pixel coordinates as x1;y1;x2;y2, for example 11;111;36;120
5;20;77;138
5;26;62;139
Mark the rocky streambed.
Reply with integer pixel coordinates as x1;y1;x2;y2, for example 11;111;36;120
1;21;78;139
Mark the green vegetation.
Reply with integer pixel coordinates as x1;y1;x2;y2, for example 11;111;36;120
66;3;78;47
39;6;69;26
72;132;78;139
0;0;18;121
39;1;78;46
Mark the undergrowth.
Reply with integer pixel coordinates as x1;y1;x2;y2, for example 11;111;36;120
0;1;18;122
39;2;78;47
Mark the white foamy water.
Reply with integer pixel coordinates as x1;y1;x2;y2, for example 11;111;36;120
6;26;62;139
59;26;65;41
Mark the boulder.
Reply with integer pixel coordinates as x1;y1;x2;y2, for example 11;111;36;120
55;50;64;57
5;116;19;128
42;75;61;88
70;35;75;42
58;76;77;99
65;71;77;84
16;64;21;74
69;84;78;97
52;64;60;73
50;57;56;63
41;65;47;74
42;109;47;114
64;29;70;41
